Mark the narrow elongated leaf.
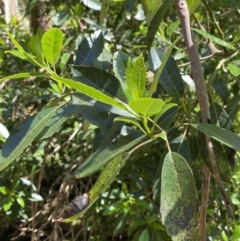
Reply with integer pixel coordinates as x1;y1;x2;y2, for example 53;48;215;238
71;132;147;178
126;54;147;99
0;72;49;82
56;153;129;222
72;93;109;134
143;0;163;24
35;105;76;141
192;28;236;51
82;0;101;10
41;28;63;65
146;0;173;49
0;105;62;171
113;51;132;100
74;31;103;66
210;102;234;131
149;47;184;98
160;152;198;240
51;74;129;112
129;98;164;118
71;65;126;102
100;0;110;24
192;123;240;151
187;0;200;14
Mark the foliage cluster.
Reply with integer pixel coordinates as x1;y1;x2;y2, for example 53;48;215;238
0;0;240;240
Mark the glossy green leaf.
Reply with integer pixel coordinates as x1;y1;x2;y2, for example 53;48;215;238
74;31;103;66
146;0;173;49
0;105;62;171
93;48;112;70
114;116;146;133
71;132;147;178
210;102;234;131
17;197;25;208
161;153;198;240
192;28;236;51
41;28;63;65
71;65;127;102
113;51;132;100
113;212;129;235
30;28;44;64
192;123;240;151
54;8;70;26
228;63;240;77
51;74;129;112
0;72;49;82
82;0;101;10
129;98;164;118
126;54;147;99
139;228;150;241
35;105;76;141
148;47;184;98
60;53;71;73
152;103;177;129
187;0;200;14
143;0;163;24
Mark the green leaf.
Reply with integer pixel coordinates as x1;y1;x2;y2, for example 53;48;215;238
146;0;173;49
17;197;25;208
41;28;63;65
3;197;13;211
51;74;129;112
228;63;240;77
129;98;164;118
71;65;127;102
114;116;146;133
60;53;71;73
74;30;103;66
35;105;76;141
113;51;132;100
143;0;163;24
100;0;110;24
0;105;62;171
30;29;44;64
82;0;101;10
187;0;200;14
0;72;49;82
192;123;240;151
61;153;129;222
139;228;150;241
160;153;198;240
192;28;236;51
209;102;234;131
54;8;70;26
71;132;147;178
113;212;129;236
126;54;147;99
93;48;112;70
149;47;184;98
152;103;177;129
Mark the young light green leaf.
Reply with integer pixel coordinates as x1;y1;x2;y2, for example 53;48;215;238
41;28;63;65
192;123;240;151
51;74;128;112
228;63;240;77
126;54;147;99
0;72;49;82
0;105;63;171
129;98;164;117
161;152;198;240
192;28;236;51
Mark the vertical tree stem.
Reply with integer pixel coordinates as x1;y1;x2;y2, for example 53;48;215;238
174;1;233;240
